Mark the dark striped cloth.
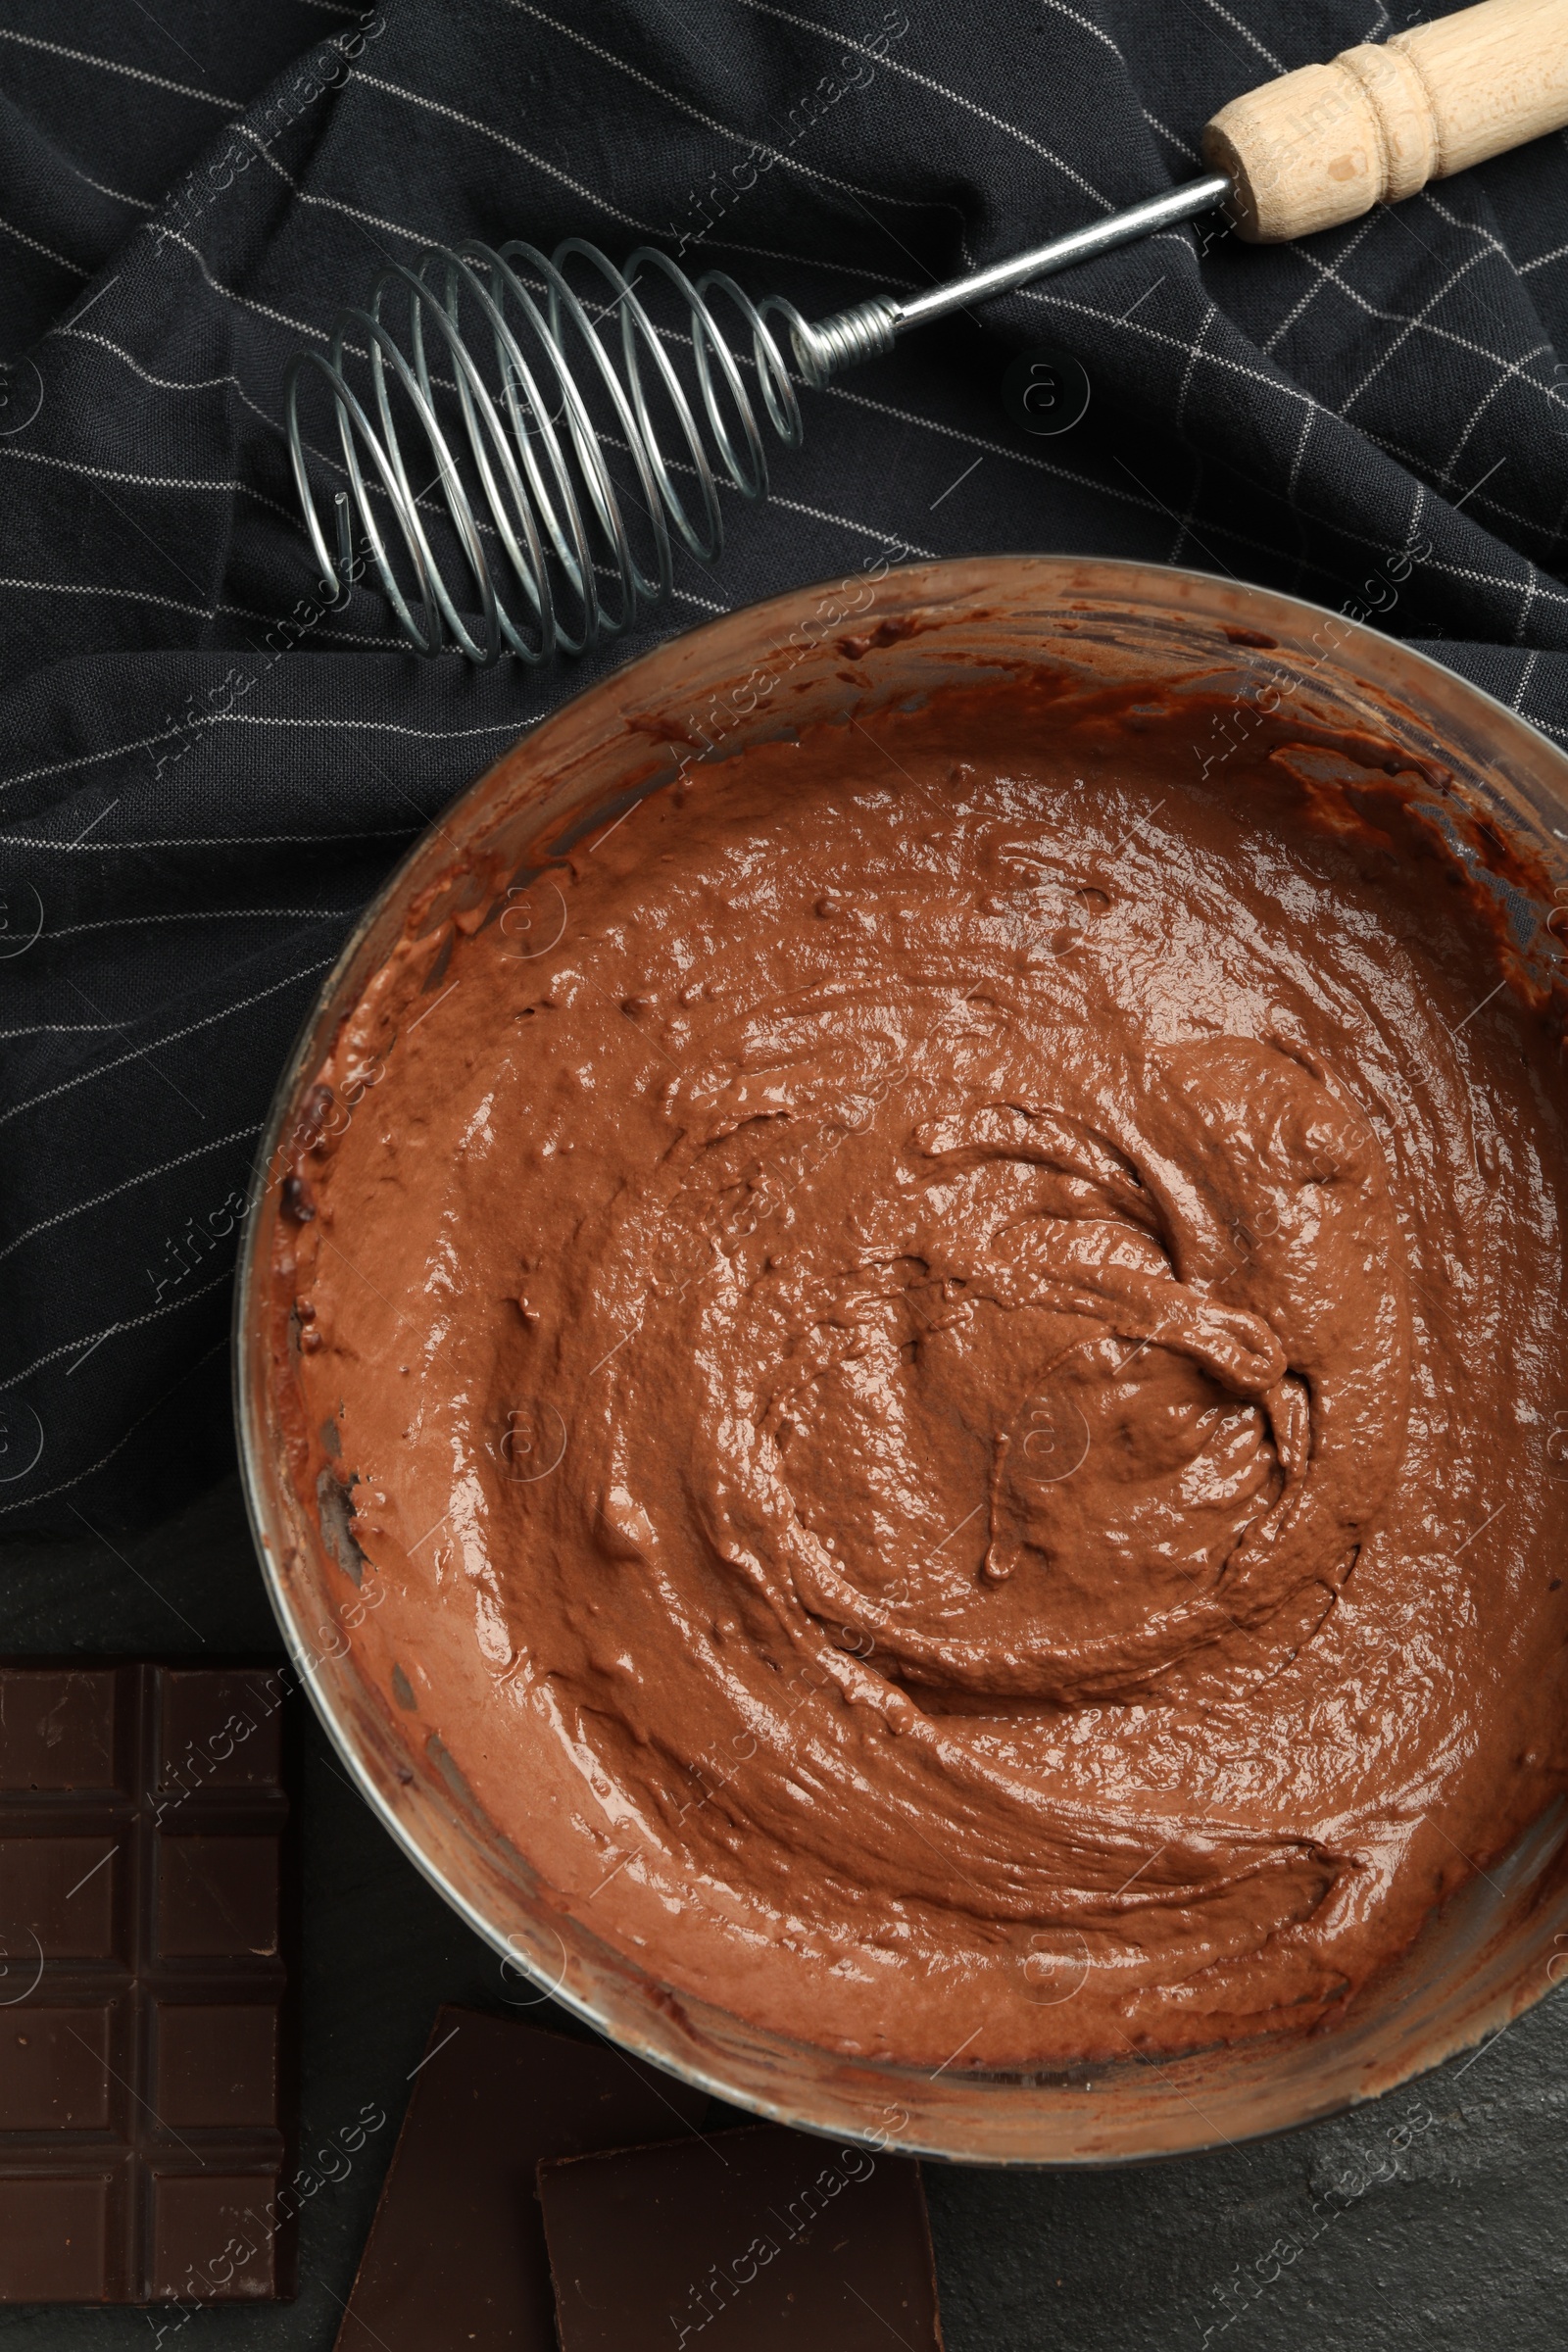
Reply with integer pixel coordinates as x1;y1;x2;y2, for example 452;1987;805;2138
2;0;1566;1534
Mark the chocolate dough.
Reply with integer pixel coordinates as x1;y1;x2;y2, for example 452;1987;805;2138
272;672;1568;2066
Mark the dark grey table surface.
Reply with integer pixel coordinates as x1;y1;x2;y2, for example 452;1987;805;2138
2;1473;1563;2352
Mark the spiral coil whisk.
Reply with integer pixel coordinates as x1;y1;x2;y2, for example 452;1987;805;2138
284;176;1229;663
285;238;833;666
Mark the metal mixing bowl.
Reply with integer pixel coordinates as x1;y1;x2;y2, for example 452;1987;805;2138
235;554;1568;2163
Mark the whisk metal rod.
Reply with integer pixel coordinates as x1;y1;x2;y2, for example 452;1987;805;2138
284;175;1234;666
790;172;1232;382
900;172;1232;326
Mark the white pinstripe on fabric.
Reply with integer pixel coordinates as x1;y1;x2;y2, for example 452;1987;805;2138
1405;479;1430;554
0;26;238;108
64;165;155;213
348;63;926;295
55;319;276;393
1358;417;1562;552
1;727;224;796
0;441;297;521
0;1260;237;1396
0;956;336;1132
355;71;662;235
0;574;413;648
1254;240;1567;538
501;0;953;215
1261;215;1379;358
1195;0;1286;73
0;1337;228;1520
150;225;330;342
1016;270;1566;613
0;217;88;275
207;712;540;735
236;122;922;291
1173;298;1218;433
0;1022;118;1038
1513;571;1541;645
1142;112;1201;165
234;123;439;250
1422;187;1526;270
731;0;1113;208
3;829;419;850
50;308;480;562
1441;344;1553;482
1339;248;1511;415
0;1126;265;1267
1;711;526;801
46;910;356;939
1287;398;1318;500
767;493;936;562
1039;0;1127;63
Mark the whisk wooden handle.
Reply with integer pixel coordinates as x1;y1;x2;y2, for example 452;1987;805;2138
1202;0;1568;242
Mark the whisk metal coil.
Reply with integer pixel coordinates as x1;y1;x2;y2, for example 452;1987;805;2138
285;238;817;666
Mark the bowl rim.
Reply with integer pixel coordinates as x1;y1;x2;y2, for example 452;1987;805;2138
233;550;1568;2166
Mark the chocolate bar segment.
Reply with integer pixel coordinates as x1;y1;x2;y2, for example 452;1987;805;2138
332;2008;710;2351
0;1660;297;2304
0;1667;122;1792
538;2123;945;2350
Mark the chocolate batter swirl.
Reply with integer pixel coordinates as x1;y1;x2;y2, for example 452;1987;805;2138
280;675;1568;2065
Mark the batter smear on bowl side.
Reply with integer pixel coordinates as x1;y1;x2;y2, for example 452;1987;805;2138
271;670;1568;2067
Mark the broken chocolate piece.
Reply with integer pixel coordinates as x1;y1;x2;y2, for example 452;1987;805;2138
0;1659;297;2303
538;2122;944;2349
332;2008;709;2350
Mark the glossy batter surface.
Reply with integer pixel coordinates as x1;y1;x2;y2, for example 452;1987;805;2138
278;678;1568;2065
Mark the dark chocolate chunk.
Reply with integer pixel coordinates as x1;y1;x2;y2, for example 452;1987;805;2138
280;1174;316;1224
332;2008;710;2350
539;2123;944;2350
0;1659;297;2304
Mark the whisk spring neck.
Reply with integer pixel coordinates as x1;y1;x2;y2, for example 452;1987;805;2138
785;295;903;389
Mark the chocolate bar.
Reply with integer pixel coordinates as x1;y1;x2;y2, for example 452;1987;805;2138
0;1659;297;2302
539;2121;945;2349
332;2007;710;2349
